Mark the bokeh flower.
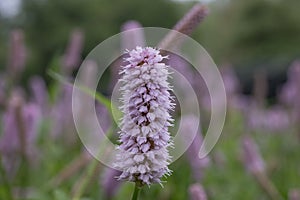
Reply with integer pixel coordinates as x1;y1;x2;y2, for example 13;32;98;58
189;183;207;200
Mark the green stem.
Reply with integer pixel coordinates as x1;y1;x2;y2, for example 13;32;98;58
72;157;99;200
0;155;15;200
131;183;141;200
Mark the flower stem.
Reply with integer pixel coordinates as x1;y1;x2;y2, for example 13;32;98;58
131;183;141;200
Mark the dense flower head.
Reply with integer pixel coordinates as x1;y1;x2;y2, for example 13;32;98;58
124;46;168;68
114;46;174;186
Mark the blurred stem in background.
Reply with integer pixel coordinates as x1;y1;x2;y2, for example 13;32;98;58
0;155;15;200
71;128;114;200
253;171;283;200
242;135;283;200
48;151;91;188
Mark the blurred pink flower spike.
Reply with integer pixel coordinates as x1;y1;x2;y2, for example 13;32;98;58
109;20;146;91
7;29;27;77
278;60;300;138
189;183;207;200
278;60;300;108
159;3;208;49
50;84;74;139
242;135;283;199
0;89;41;178
121;20;145;51
246;105;290;132
242;135;265;174
62;29;85;73
29;76;49;113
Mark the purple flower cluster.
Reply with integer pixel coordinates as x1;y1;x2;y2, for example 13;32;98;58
114;47;174;186
0;90;41;178
246;105;290;132
242;135;265;174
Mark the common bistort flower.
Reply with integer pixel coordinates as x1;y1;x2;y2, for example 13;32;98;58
114;46;174;186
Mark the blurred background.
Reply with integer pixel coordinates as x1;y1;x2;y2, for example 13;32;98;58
0;0;300;199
